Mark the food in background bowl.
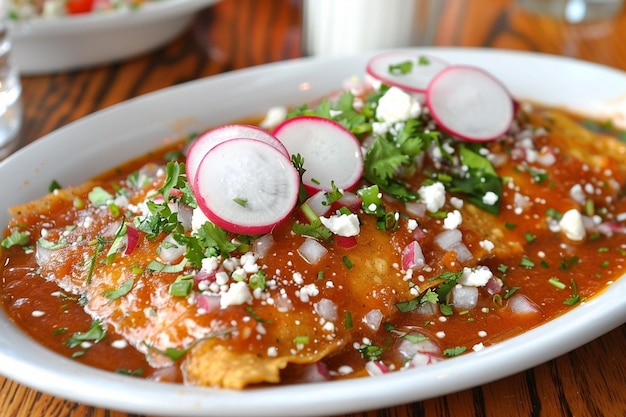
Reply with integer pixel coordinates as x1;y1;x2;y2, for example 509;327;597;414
8;0;155;19
7;0;219;74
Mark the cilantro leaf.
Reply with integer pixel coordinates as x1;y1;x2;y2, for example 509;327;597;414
65;320;107;349
102;278;134;300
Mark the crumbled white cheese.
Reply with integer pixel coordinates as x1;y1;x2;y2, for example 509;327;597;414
558;208;586;241
240;252;260;274
220;281;253;309
458;266;493;287
298;283;319;302
319;213;360;237
482;191;499;206
449;196;464;209
418;182;446;212
479;239;495;253
443;210;462;230
191;207;210;233
259;106;287;129
375;86;421;124
201;256;220;273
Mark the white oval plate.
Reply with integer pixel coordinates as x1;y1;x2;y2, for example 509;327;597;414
9;0;219;74
0;48;625;417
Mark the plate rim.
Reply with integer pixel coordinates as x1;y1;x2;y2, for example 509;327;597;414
1;47;625;417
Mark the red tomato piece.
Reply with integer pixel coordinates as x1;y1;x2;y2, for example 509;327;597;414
67;0;96;14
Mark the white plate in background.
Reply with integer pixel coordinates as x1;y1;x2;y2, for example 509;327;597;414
9;0;220;74
0;48;625;416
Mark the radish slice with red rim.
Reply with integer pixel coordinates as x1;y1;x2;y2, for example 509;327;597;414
273;116;364;192
194;138;299;235
186;124;289;186
366;52;449;93
426;65;514;142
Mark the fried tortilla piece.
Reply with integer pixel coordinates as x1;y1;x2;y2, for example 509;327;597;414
183;326;343;389
8;182;97;218
535;110;626;177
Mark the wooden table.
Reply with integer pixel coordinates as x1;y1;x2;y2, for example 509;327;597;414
3;0;626;416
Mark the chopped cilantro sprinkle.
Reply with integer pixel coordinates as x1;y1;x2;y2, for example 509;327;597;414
443;346;467;357
1;230;30;249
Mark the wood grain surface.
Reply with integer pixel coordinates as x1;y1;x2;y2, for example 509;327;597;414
3;0;626;416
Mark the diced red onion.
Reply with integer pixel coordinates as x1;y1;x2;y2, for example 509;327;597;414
297;238;328;264
409;352;442;368
335;235;357;249
194;270;216;285
195;294;221;312
450;285;478;309
412;227;427;241
401;240;426;271
365;360;390;376
507;294;541;314
434;229;473;262
314;298;338;321
363;309;383;331
485;276;504;295
124;225;140;255
299;362;330;383
252;233;275;258
596;221;626;236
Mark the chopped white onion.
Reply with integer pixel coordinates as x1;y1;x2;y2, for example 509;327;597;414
397;332;441;361
177;203;194;231
363;309;383;331
304;191;331;217
35;243;52;266
507;294;541;314
405;201;427;218
158;234;186;263
252;233;275;258
434;229;473;262
314;298;338;321
297;238;328;265
450;285;478;309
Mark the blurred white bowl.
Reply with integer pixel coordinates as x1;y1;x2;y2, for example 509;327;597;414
9;0;220;75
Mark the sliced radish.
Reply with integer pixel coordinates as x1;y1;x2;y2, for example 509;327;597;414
426;65;514;142
194;138;299;235
273;116;364;192
366;52;449;93
186;124;289;187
